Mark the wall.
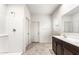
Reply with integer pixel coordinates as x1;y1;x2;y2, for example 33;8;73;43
25;5;32;44
0;4;32;53
31;15;52;43
0;5;7;34
51;4;79;35
6;5;25;53
23;5;32;52
0;4;8;52
6;4;31;53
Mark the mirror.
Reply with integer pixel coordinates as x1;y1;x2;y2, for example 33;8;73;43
63;6;79;33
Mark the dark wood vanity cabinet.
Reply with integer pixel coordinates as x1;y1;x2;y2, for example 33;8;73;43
64;48;73;55
52;38;57;54
52;37;79;55
52;37;64;55
56;43;63;55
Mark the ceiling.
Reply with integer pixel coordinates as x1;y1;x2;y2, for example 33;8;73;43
27;4;60;15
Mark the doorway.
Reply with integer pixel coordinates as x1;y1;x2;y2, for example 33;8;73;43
32;21;40;43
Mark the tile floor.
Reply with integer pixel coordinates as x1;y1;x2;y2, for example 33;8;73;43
23;43;55;55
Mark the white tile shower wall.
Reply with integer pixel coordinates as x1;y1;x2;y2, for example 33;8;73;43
6;5;25;53
6;5;31;53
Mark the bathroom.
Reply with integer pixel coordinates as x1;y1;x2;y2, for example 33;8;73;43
0;4;79;55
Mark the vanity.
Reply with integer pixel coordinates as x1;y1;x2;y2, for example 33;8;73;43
52;36;79;55
52;6;79;55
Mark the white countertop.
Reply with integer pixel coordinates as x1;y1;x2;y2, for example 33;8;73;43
53;36;79;47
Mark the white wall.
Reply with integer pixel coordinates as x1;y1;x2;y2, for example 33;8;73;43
23;5;32;52
0;4;8;52
31;15;52;43
0;5;7;34
51;4;79;35
24;5;32;44
6;5;25;53
6;4;31;53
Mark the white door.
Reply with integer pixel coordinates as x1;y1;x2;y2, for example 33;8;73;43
32;22;40;42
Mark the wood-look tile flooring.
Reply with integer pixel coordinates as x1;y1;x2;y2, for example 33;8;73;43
23;43;55;55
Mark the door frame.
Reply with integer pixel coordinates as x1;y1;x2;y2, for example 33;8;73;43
23;17;30;52
26;17;30;45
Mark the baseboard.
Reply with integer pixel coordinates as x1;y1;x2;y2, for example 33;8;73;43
32;42;40;43
0;52;23;55
39;41;52;44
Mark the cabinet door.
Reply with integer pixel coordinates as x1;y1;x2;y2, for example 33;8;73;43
64;48;73;55
52;37;54;50
53;40;57;54
56;43;64;55
56;43;61;55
